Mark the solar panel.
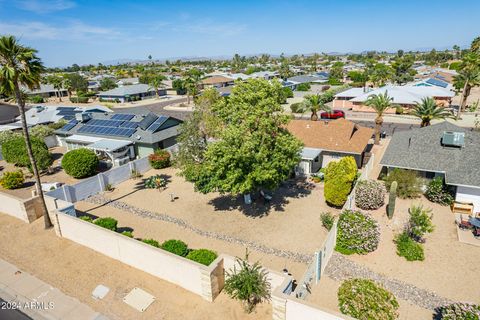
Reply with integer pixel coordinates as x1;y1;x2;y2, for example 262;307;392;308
59;120;78;132
138;113;158;130
87;119;125;127
120;121;139;128
57;107;76;111
147;116;168;132
77;125;135;137
426;78;448;88
112;114;135;121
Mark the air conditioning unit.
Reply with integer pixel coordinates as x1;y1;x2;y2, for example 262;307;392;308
75;112;91;122
114;156;130;167
442;131;465;147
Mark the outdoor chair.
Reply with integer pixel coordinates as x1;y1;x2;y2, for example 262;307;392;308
458;214;473;230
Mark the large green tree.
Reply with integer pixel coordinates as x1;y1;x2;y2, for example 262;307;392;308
188;79;302;200
391;55;416;85
0;35;52;228
365;91;393;144
411;97;452;127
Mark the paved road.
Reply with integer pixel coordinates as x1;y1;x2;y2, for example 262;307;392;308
0;299;33;320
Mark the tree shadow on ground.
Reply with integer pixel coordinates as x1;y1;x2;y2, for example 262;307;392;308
208;177;315;218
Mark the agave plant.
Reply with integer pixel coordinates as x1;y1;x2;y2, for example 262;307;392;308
410;97;452;127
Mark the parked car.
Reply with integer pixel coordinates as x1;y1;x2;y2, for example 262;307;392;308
320;110;345;119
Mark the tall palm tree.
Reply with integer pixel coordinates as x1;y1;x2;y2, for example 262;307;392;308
300;93;330;121
365;91;393;145
184;70;202;104
454;52;480;120
149;75;165;99
411;97;452;127
0;35;52;228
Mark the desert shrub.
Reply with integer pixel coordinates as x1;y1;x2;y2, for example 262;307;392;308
148;149;171;169
79;216;93;223
142;238;160;247
425;177;454;206
338;279;399;320
383;168;422;199
355;180;386;210
28;95;44;103
161;239;189;256
324;156;358;207
320;212;335;231
395;232;425;261
395;105;404;114
186;249;218;266
93;217;118;231
2;136;52;171
0;171;25;189
336;210;380;255
69;96;89;103
30;125;54;140
48;120;67;130
296;83;311;91
0;130;21;144
435;303;480;320
282;87;294;99
62;148;98;178
406;205;434;241
290;102;303;113
144;174;167;189
121;231;134;238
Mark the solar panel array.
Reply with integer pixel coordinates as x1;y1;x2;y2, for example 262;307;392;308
78;125;136;137
426;78;448;88
119;121;139;128
111;114;135;121
59;120;78;131
147;116;168;132
56;107;81;120
138;113;158;130
87;119;125;127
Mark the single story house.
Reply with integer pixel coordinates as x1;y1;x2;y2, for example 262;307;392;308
380;121;480;212
24;84;68;99
97;84;166;103
20;105;112;126
287;118;374;175
333;88;370;109
200;76;235;89
55;111;182;165
248;71;279;80
287;74;328;88
116;77;139;86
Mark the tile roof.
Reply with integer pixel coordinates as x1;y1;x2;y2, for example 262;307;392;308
201;76;234;85
380;121;480;188
286;118;373;154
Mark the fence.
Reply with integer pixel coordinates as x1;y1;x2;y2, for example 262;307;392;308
0;191;44;223
46;157;151;203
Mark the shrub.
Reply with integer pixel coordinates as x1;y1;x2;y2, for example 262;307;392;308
79;215;93;223
435;303;480;320
2;136;52;172
161;239;189;257
48;120;67;130
290;102;303;113
186;249;218;266
69;96;89;103
148;149;171;169
336;210;380;255
296;83;311;91
324;156;358;207
121;231;134;238
320;212;335;231
130;169;142;179
0;171;25;189
93;217;118;231
62;148;99;178
355;180;386;210
406;205;434;241
425;177;454;206
0;131;21;144
338;279;399;320
30;125;54;140
142;238;160;247
395;232;425;261
383;168;422;199
395;105;404;114
28;95;44;103
144;174;167;189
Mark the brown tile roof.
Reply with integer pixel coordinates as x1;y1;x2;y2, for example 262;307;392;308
286;118;374;154
201;76;234;85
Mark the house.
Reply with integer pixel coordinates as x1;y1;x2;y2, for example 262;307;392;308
248;71;279;80
19;105;112;126
55;111;182;165
287;118;374;175
380;121;480;212
97;84;166;103
24;84;68;99
116;77;139;86
200;76;234;88
333;88;369;109
287;75;328;87
348;85;455;112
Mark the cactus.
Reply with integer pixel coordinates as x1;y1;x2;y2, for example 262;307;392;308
387;181;397;219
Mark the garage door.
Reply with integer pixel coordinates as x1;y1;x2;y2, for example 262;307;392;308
322;154;342;168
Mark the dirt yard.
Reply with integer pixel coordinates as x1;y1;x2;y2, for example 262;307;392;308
0;213;273;320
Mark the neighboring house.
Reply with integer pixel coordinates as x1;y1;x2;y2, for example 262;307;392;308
55;111;182;165
97;84;166;103
348;85;455;112
227;73;250;80
380;121;480;212
287;75;328;87
248;71;279;80
200;76;234;88
117;77;139;86
24;84;68;99
287;118;374;175
20;105;112;126
333;88;370;109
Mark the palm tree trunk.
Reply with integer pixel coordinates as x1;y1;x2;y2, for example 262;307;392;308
456;81;470;120
374;116;382;145
58;89;62;102
311;110;318;121
14;83;52;229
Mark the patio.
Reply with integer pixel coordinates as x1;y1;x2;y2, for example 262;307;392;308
455;213;480;247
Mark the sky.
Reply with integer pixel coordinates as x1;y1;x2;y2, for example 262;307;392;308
0;0;479;67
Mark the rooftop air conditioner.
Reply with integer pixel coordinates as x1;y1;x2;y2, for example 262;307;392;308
75;112;91;122
442;131;464;147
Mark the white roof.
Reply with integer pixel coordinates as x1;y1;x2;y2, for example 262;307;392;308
65;135;103;144
334;88;368;98
88;139;132;151
301;147;322;160
0;123;23;132
350;85;454;105
227;73;250;80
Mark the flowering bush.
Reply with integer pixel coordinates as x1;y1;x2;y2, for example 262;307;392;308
144;175;167;189
0;170;25;189
338;278;399;320
148;149;171;169
425;177;454;206
355;180;386;210
435;303;480;320
336;210;380;255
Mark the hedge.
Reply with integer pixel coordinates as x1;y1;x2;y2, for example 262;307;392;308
93;217;118;231
186;249;218;266
62;148;99;178
142;238;160;247
0;171;25;189
1;136;52;171
324;156;358;207
161;239;189;257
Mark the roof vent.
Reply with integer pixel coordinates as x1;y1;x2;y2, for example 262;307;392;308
75;112;91;123
442;131;464;147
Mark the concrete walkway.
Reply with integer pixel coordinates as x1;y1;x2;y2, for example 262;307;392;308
0;258;106;320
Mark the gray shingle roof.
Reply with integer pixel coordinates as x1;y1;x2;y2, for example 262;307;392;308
380;121;480;187
97;84;153;97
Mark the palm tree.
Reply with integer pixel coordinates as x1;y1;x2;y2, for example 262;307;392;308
411;97;452;127
365;91;393;145
300;93;330;121
149;75;165;99
184;70;202;104
0;35;52;228
453;52;480;120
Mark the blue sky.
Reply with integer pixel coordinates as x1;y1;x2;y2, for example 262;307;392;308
0;0;479;67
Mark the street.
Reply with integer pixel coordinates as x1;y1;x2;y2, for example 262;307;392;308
0;298;33;320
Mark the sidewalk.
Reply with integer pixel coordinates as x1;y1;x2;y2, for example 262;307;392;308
0;258;106;320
